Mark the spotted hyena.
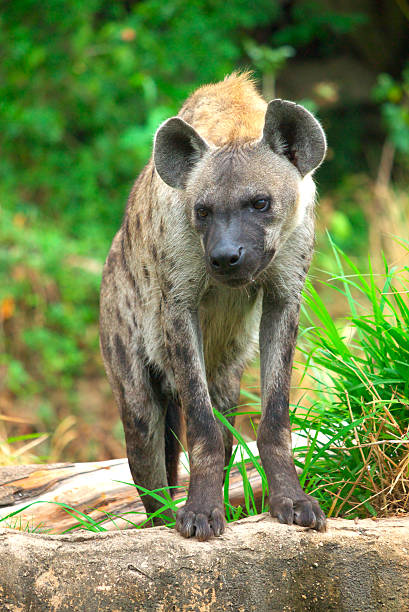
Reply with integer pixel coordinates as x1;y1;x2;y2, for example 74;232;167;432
100;72;327;540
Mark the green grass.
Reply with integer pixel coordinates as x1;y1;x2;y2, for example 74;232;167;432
295;237;409;518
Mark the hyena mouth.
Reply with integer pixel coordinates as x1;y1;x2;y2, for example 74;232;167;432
222;277;253;287
209;271;259;288
221;250;277;287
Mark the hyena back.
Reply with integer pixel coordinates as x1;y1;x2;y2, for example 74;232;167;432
100;73;327;540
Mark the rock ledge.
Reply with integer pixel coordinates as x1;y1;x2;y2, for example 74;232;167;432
1;514;408;611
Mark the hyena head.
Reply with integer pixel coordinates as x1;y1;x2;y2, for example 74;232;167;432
154;100;326;287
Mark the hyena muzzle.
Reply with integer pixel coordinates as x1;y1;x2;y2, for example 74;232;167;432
99;73;327;540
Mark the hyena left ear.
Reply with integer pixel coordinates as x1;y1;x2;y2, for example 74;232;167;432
154;117;209;189
262;100;327;177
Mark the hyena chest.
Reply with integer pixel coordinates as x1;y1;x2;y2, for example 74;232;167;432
199;284;262;376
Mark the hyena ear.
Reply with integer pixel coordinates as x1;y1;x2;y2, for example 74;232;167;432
154;117;209;189
262;100;327;177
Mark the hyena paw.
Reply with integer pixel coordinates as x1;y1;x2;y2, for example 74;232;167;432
176;502;225;541
269;493;327;532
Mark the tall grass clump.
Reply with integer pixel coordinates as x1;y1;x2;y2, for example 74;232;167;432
294;237;409;518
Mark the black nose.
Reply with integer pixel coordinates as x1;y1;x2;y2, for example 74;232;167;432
210;245;244;272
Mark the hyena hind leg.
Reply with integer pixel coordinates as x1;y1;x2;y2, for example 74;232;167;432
164;396;182;495
209;366;243;469
110;361;176;524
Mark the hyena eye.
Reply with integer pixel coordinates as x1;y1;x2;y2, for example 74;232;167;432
252;198;270;211
196;207;209;218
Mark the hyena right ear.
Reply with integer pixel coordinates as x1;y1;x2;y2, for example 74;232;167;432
262;100;327;177
154;117;209;189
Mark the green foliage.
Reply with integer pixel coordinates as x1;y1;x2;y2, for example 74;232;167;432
0;206;102;422
0;0;281;240
373;65;409;155
0;0;367;241
244;41;295;79
272;1;366;50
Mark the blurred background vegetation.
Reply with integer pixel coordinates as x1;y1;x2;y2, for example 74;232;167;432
1;0;408;468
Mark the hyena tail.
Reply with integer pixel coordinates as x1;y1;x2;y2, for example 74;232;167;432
165;398;182;496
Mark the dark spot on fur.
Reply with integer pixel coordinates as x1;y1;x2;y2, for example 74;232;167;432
283;344;293;366
173;317;183;333
124;218;132;249
181;345;190;365
116;308;123;325
125;296;131;311
134;214;140;231
117;381;126;411
132;314;138;329
105;254;113;273
120;239;127;269
289;319;299;340
124;264;136;290
143;265;150;283
175;343;182;359
133;414;149;438
115;334;130;380
100;332;112;364
151;244;157;260
163;277;172;293
187;374;201;404
159;219;164;235
136;342;146;362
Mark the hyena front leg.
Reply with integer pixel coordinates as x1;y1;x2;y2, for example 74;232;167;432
257;291;327;532
165;310;225;541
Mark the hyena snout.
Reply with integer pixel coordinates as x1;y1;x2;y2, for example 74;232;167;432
207;240;260;286
209;243;244;272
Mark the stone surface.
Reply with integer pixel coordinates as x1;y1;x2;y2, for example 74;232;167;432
0;514;408;611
